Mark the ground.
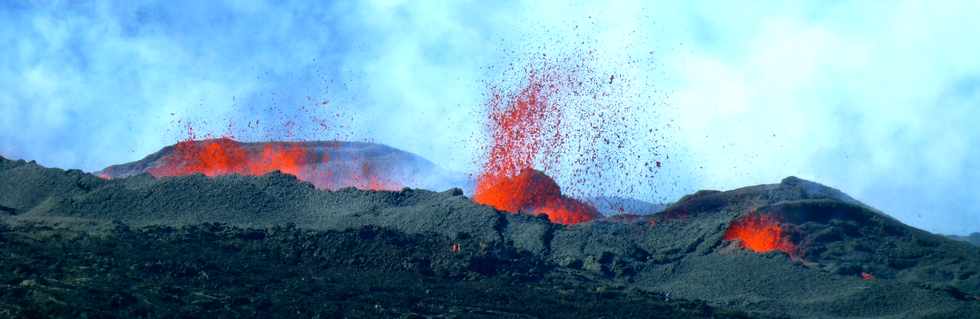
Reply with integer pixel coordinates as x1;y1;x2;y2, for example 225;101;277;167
1;155;979;318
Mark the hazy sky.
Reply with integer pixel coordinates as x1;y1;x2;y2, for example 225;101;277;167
2;1;978;234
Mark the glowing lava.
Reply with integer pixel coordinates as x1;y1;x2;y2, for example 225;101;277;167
723;213;796;255
474;168;598;224
473;71;600;224
147;138;401;191
149;138;308;178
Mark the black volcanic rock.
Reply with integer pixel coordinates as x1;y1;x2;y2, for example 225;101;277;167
1;155;979;318
0;222;748;318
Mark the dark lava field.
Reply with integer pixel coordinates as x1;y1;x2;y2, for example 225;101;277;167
1;154;979;318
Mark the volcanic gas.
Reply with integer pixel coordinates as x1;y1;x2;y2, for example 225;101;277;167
723;213;796;255
472;70;600;224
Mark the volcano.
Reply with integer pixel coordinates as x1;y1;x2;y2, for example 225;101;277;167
1;154;979;318
97;139;471;193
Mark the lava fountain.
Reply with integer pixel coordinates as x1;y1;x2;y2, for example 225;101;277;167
473;71;600;224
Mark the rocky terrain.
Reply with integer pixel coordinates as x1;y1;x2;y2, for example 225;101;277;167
1;154;979;318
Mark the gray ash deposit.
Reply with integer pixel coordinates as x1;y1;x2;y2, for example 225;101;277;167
1;154;979;318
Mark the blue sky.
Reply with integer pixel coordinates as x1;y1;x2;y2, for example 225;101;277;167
2;1;979;234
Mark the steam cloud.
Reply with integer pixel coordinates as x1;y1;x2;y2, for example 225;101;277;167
1;1;979;234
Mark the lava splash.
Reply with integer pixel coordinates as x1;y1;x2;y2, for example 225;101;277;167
724;213;796;255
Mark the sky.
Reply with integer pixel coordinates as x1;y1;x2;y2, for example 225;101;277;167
1;1;979;234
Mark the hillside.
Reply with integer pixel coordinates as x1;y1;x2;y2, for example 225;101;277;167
1;155;978;318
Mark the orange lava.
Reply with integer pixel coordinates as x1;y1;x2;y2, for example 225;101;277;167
723;213;796;255
474;168;598;224
149;138;308;178
472;72;599;225
148;138;400;191
480;73;559;178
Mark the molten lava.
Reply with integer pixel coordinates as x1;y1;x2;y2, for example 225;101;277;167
474;168;598;224
147;138;401;191
149;138;309;178
473;72;600;225
723;213;796;255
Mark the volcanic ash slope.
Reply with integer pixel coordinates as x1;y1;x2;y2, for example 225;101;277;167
1;155;979;318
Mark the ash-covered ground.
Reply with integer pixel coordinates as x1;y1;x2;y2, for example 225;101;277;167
2;154;979;318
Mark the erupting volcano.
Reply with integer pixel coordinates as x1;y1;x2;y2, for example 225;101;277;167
146;138;402;191
96;139;468;192
7;3;980;317
472;71;600;224
723;212;796;255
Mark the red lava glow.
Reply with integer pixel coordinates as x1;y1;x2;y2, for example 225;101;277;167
147;138;401;191
149;138;307;178
723;213;796;255
861;272;875;281
474;168;598;224
473;72;600;225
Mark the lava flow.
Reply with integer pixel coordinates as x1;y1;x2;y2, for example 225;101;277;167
147;138;401;191
723;213;796;255
473;71;600;224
